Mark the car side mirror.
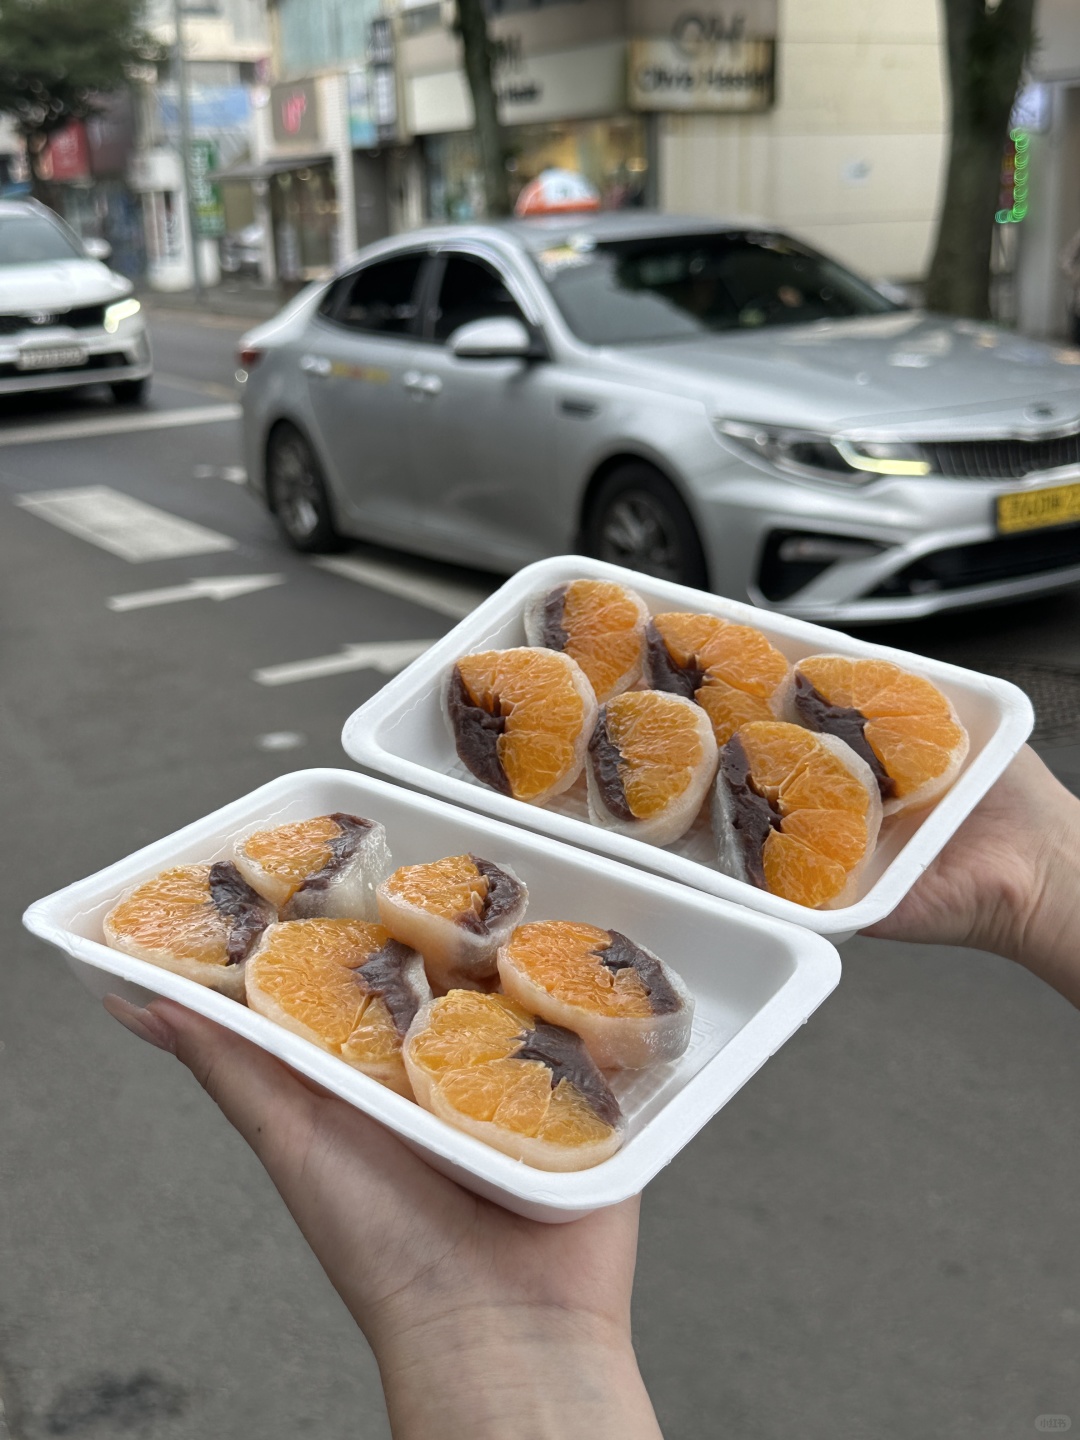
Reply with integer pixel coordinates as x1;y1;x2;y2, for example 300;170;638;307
449;316;540;360
83;237;112;261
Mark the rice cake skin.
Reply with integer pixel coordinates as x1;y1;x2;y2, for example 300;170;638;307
103;862;275;1001
377;854;528;994
781;654;970;816
523;578;650;702
586;690;718;847
446;647;598;806
498;921;694;1070
404;991;624;1172
245;919;431;1097
712;723;882;910
232;813;391;920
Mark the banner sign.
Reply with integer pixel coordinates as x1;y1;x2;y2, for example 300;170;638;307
189;139;225;237
628;37;774;111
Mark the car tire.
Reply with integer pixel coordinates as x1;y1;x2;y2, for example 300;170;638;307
111;377;149;405
266;423;346;554
582;462;709;589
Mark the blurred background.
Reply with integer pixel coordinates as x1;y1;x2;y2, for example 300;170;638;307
4;4;1080;1440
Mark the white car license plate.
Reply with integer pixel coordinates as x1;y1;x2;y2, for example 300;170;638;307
16;346;87;371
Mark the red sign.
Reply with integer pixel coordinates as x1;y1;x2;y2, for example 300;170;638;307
39;121;91;183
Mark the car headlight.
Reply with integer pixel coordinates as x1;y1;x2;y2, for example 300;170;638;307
104;297;142;333
716;420;930;482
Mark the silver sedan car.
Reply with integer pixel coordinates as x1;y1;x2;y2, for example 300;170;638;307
240;213;1080;623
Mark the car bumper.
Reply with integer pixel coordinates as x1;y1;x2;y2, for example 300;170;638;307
694;460;1080;623
0;323;152;395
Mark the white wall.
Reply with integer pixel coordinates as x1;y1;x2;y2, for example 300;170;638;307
658;0;947;281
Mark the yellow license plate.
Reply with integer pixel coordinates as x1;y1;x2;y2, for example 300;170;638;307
996;482;1080;534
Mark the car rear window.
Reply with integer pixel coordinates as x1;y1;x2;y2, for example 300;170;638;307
534;231;896;345
319;253;425;335
0;213;82;265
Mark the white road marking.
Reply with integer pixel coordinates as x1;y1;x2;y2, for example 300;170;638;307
16;486;237;561
312;554;491;620
257;731;307;750
253;638;435;687
107;573;284;611
193;463;247;484
0;403;240;448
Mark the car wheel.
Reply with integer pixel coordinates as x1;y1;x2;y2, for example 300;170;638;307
583;463;709;589
266;423;345;554
111;377;149;405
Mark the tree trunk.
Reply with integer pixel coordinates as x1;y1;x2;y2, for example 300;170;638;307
925;0;1035;318
455;0;510;217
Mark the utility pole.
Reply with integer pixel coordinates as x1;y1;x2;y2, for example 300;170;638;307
172;0;204;299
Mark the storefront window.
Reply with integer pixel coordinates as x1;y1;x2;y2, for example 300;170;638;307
270;163;338;281
425;116;648;221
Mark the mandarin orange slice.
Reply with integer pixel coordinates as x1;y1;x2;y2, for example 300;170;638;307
786;655;969;814
646;612;791;745
713;720;882;909
403;990;623;1171
587;689;717;845
524;578;649;702
447;647;597;804
377;854;528;994
104;862;275;1000
233;813;390;919
498;920;693;1070
245;919;430;1096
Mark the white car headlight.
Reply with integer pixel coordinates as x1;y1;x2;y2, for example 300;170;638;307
716;420;930;483
104;297;142;333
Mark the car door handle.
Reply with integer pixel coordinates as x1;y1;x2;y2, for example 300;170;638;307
300;353;332;377
403;370;442;397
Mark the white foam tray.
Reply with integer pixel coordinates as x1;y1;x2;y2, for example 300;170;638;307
341;555;1034;941
22;769;840;1223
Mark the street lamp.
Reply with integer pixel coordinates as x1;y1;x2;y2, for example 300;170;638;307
171;0;203;299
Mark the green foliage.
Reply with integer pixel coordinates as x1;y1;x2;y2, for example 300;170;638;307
0;0;161;136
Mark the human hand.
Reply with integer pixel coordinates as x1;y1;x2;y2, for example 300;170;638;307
863;746;1080;1006
103;995;662;1440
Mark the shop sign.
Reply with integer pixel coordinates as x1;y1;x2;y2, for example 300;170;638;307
271;79;321;146
348;69;377;148
628;36;775;111
189;139;226;238
157;85;252;138
39;121;90;183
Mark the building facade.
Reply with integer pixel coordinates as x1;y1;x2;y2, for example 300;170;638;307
390;0;948;283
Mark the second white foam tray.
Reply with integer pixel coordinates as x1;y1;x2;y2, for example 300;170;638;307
341;555;1034;940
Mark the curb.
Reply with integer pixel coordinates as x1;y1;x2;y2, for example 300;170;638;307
138;287;286;322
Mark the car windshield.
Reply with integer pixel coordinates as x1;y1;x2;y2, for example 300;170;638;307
533;231;896;345
0;213;82;265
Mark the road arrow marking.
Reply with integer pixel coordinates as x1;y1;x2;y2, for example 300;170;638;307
252;638;435;687
108;574;285;611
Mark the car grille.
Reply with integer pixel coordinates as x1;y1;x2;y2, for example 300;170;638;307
0;304;107;335
924;432;1080;480
869;524;1080;597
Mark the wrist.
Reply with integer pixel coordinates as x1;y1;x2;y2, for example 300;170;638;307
1008;805;1080;1005
375;1303;661;1440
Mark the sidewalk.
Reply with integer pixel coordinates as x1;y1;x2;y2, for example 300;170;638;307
138;284;288;322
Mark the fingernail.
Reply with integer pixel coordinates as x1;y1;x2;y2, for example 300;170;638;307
103;994;176;1053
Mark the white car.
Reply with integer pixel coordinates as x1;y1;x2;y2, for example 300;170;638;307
0;199;151;403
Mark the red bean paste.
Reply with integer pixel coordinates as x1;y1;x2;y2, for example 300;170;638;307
791;672;895;799
298;813;376;894
456;856;525;934
645;621;706;700
596;930;680;1015
514;1020;622;1127
587;706;635;821
208;862;275;964
357;939;424;1036
538;584;570;650
447;666;511;795
716;735;783;890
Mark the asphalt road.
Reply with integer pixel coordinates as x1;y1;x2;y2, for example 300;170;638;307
3;311;1079;1440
